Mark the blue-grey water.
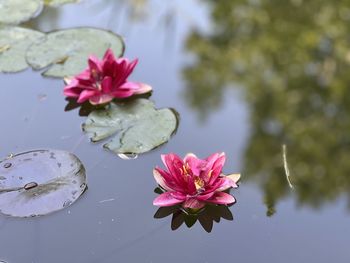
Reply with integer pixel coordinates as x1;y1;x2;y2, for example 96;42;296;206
1;0;349;262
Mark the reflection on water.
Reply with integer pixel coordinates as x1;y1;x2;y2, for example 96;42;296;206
64;98;98;116
154;203;233;233
25;6;61;31
184;0;350;215
95;0;149;22
2;0;350;262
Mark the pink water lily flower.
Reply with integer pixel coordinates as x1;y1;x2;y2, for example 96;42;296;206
153;152;240;209
63;48;152;105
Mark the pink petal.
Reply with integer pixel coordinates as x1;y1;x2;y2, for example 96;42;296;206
110;89;134;98
154;167;173;184
125;58;138;76
103;48;116;62
131;82;152;95
182;198;205;209
154;167;185;193
206;192;236;205
184;153;206;176
115;57;130;66
101;76;113;93
114;58;137;86
185;174;197;195
113;59;129;85
184;153;198;163
209;153;226;184
102;50;124;80
118;82;138;91
195;152;221;183
153;169;173;191
204;177;232;193
161;153;187;190
170;191;186;200
102;58;116;79
227;173;241;183
63;85;81;97
76;69;92;81
153;192;185;207
212;152;226;171
64;77;78;86
88;55;102;77
89;94;114;105
161;153;184;176
205;152;220;168
196;191;215;201
77;90;97;103
67;75;96;90
215;177;238;192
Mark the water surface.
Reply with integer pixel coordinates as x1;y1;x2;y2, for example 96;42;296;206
0;0;349;262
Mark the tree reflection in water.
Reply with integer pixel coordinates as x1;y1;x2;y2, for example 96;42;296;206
183;0;350;215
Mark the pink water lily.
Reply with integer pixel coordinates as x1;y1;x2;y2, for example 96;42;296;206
63;48;152;105
153;152;240;210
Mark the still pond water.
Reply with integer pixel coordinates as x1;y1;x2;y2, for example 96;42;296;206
1;0;349;262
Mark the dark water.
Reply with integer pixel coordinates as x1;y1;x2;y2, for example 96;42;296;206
1;0;350;262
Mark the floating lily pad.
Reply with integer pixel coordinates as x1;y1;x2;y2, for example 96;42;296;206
26;27;125;78
44;0;79;6
0;26;44;72
0;150;87;217
0;0;43;25
82;99;179;155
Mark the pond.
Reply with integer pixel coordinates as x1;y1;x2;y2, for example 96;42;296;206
1;0;349;262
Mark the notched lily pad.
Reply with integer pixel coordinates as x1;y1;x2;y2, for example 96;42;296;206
0;0;43;25
26;27;125;78
0;26;44;72
0;149;87;217
44;0;79;6
82;99;179;155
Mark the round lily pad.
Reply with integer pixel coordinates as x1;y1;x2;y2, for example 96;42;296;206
0;26;44;73
82;99;179;155
0;149;87;217
0;0;43;25
26;27;125;78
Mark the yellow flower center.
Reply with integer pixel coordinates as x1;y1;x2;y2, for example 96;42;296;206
194;177;205;191
180;163;191;176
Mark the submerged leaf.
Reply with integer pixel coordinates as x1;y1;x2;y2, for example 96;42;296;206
44;0;79;7
0;0;43;25
26;27;125;78
82;99;179;155
0;26;44;72
0;150;87;217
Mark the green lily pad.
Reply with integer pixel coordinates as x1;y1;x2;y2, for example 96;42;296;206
0;149;87;217
26;27;125;78
44;0;79;6
82;99;179;155
0;0;43;25
0;26;44;72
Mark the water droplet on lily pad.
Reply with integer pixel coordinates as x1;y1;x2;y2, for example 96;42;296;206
82;99;179;155
0;0;43;25
26;27;125;78
0;149;87;217
118;153;139;160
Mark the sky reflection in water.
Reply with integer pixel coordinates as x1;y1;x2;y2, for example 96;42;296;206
1;0;350;262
